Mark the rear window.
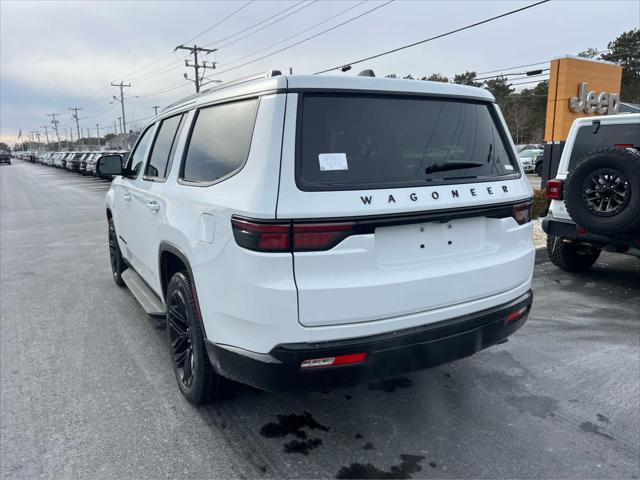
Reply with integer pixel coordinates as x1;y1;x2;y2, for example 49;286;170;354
569;123;640;169
297;94;518;191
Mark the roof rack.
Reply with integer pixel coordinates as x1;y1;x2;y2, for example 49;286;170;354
164;70;282;112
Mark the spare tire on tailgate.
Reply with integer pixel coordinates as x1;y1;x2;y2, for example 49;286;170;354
564;147;640;235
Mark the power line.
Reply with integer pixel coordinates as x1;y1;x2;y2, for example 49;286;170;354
182;0;255;46
314;0;551;74
206;0;395;80
130;0;305;81
202;0;307;48
213;0;367;70
204;0;317;50
114;0;254;83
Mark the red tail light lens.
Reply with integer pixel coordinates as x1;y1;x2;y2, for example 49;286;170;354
231;217;356;252
293;222;356;251
546;179;563;200
231;218;290;252
512;201;533;225
507;306;528;323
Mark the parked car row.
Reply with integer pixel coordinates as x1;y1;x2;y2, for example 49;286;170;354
517;148;544;175
16;150;130;176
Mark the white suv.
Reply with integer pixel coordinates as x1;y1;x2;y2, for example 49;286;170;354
98;71;535;403
543;113;640;271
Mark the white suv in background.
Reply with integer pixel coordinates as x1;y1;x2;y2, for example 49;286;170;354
543;113;640;271
98;71;535;404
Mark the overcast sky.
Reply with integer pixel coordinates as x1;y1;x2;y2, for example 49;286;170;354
1;0;638;145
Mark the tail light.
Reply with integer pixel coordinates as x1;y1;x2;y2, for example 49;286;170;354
511;201;533;225
231;218;290;252
293;222;355;251
231;217;356;252
546;179;563;200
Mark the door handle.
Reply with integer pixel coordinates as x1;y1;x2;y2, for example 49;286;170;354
146;201;160;212
122;192;131;201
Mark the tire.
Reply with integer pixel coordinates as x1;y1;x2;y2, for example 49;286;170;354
547;235;600;272
108;219;126;286
564;147;640;235
166;272;224;404
535;162;543;177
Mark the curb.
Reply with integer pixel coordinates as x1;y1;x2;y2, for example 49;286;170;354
535;246;549;265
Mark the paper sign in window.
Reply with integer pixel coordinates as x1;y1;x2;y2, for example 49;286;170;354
319;153;348;171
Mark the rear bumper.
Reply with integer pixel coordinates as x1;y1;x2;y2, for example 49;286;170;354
542;216;639;247
205;290;533;392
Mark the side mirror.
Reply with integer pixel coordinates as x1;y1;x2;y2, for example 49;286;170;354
96;154;123;177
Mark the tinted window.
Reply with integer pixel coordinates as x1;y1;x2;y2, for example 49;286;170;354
145;114;185;179
569;123;640;169
298;94;517;191
181;99;258;183
127;128;154;175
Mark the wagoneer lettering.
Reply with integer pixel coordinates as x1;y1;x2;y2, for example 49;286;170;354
100;72;535;404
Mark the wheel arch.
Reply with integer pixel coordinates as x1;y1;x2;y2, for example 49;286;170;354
158;242;195;302
159;242;208;338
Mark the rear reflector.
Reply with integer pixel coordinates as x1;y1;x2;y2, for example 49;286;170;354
546;179;564;200
301;353;367;369
511;201;533;225
507;306;528;323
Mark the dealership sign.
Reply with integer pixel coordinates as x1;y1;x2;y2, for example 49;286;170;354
569;82;620;115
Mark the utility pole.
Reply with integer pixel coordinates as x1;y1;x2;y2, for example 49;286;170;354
69;126;74;149
34;131;42;152
69;106;83;147
111;81;131;134
175;44;217;93
152;105;160;116
113;120;118;135
40;125;51;150
96;124;101;147
47;113;61;147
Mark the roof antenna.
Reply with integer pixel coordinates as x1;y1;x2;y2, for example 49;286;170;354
358;69;375;77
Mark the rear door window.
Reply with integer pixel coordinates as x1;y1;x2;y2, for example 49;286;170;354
297;94;518;191
144;113;185;180
180;99;258;184
569;123;640;169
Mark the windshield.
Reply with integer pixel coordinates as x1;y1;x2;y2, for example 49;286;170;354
297;94;518;191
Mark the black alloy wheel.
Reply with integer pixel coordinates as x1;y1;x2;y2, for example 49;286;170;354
108;219;126;286
166;272;224;403
167;288;195;389
581;168;630;216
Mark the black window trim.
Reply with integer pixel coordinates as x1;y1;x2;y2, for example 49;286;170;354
294;92;522;192
177;96;261;188
142;112;186;183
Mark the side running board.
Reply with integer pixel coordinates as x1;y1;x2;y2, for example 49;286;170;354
121;269;166;318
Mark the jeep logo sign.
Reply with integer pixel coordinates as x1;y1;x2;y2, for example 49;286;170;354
569;82;620;115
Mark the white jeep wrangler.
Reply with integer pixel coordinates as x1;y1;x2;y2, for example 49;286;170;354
543;113;640;271
98;71;535;403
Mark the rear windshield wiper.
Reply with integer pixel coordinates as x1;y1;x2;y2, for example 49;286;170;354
424;161;484;175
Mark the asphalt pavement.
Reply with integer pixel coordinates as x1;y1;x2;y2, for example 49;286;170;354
1;160;639;479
